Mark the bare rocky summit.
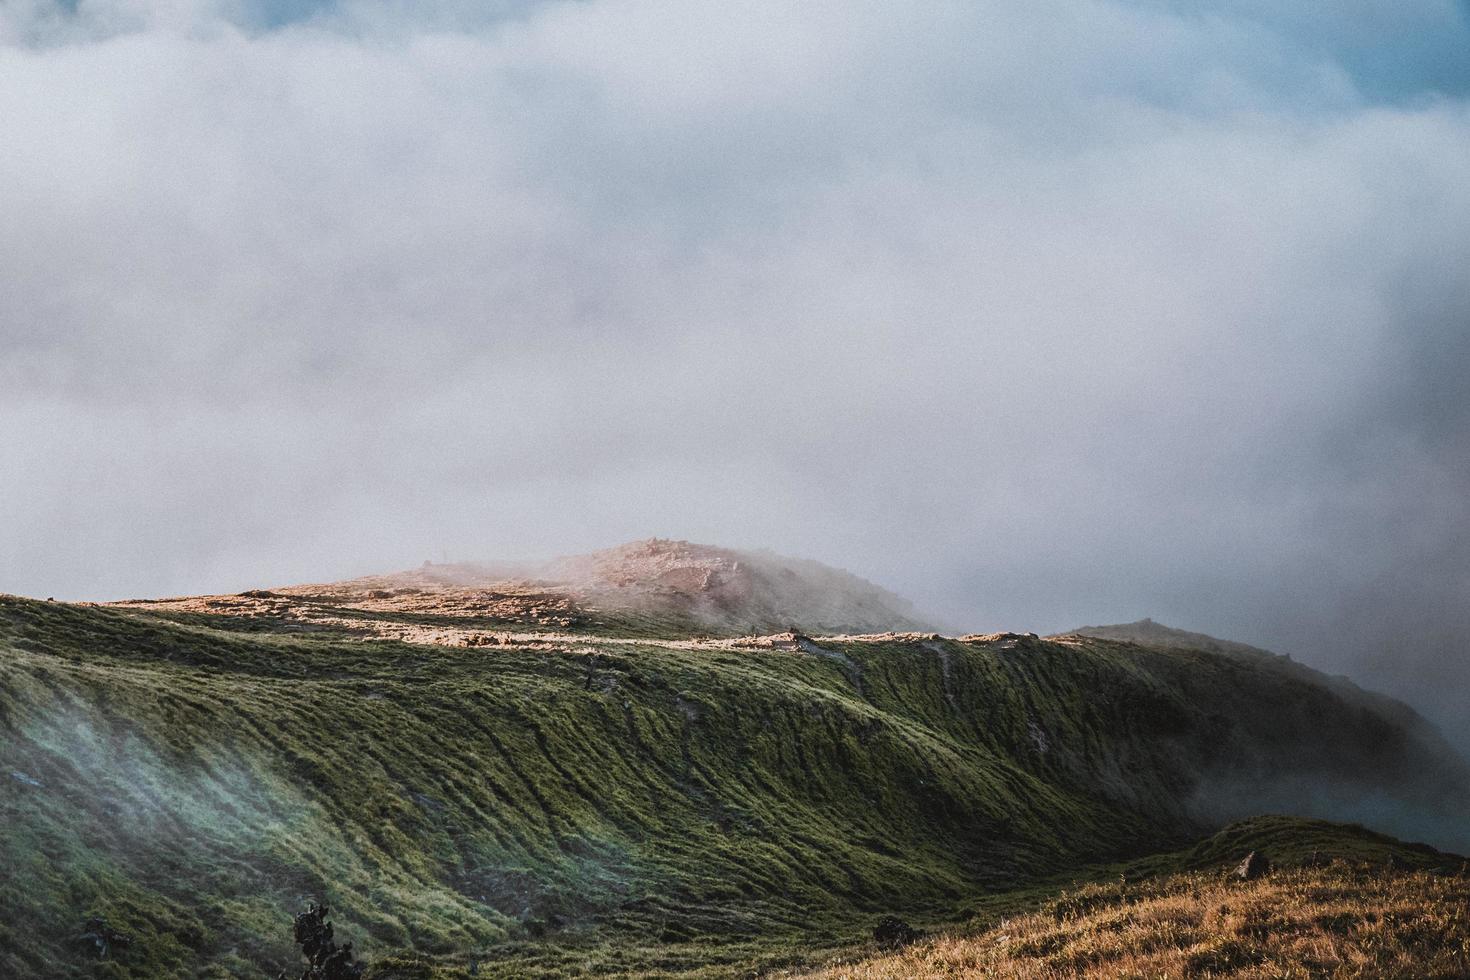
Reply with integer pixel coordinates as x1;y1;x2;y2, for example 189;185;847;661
540;538;928;634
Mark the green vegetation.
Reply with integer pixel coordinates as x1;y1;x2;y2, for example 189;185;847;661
1;596;1464;977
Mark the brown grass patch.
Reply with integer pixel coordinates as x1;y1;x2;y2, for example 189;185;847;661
798;864;1470;978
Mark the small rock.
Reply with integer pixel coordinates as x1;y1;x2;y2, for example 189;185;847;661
78;917;131;959
873;915;921;949
1233;851;1271;881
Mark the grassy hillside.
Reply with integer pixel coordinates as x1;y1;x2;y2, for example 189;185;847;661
796;819;1470;979
1;596;1465;977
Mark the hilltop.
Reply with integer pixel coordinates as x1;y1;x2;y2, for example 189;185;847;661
109;539;930;642
1;546;1467;977
1068;618;1279;659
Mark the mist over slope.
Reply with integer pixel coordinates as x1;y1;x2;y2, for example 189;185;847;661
1067;617;1449;742
1065;618;1470;848
3;564;1469;976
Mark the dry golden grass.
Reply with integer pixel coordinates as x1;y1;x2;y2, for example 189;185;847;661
801;863;1470;979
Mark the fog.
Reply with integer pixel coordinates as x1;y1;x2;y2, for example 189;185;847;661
2;1;1468;745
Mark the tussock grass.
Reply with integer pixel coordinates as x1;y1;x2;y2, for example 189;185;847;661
801;863;1470;979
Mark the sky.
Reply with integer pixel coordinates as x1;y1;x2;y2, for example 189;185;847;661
2;0;1469;741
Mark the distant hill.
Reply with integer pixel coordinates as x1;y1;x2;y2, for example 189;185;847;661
1066;618;1279;659
112;538;932;639
1064;618;1439;749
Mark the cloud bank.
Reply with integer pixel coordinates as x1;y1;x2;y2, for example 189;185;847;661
3;0;1469;741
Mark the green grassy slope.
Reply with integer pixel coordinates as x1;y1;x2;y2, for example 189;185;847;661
1;597;1465;978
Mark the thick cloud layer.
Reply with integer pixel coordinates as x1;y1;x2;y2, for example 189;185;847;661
3;1;1468;742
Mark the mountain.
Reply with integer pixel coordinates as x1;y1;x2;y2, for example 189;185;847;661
1;552;1467;977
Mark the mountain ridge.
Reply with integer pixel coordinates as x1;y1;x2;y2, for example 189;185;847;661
2;548;1467;976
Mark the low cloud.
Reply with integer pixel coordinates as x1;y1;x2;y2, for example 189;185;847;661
2;1;1469;743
